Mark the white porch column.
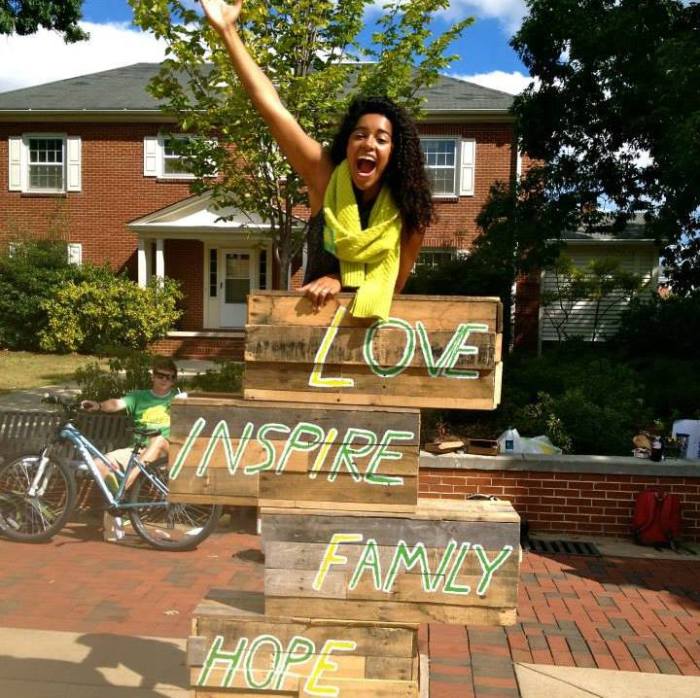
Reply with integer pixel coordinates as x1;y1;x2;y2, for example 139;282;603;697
155;238;165;280
137;239;147;288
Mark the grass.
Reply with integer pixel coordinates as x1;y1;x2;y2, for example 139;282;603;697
0;350;105;392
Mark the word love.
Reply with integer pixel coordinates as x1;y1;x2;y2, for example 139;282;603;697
314;533;514;597
309;306;489;388
198;633;355;696
169;417;413;486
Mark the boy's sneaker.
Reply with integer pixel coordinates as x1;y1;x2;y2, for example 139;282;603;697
103;512;125;542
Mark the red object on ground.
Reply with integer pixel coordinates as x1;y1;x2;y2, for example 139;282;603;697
632;489;683;546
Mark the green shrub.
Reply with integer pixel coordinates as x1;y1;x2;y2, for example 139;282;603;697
40;276;182;353
615;292;700;359
74;350;154;401
0;239;100;350
187;361;244;395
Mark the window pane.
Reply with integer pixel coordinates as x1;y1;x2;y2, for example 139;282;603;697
421;139;456;195
225;278;250;304
162;137;192;175
29;164;63;190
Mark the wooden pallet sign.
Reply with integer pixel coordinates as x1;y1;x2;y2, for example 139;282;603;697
168;397;420;510
189;590;420;697
261;498;520;626
244;292;503;410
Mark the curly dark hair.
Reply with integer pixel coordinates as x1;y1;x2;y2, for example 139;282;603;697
330;96;434;235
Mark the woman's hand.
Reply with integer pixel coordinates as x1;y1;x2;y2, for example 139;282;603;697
200;0;243;36
300;275;342;312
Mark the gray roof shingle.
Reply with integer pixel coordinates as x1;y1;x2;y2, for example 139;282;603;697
0;63;513;114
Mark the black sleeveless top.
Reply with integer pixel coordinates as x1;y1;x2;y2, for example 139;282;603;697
302;195;374;286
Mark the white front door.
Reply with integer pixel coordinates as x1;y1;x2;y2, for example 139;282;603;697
219;249;252;327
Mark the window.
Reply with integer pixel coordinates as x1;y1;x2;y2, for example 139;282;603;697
415;249;456;269
258;249;267;290
420;137;475;197
422;139;457;196
209;249;217;298
143;135;213;179
162;137;193;177
8;134;81;193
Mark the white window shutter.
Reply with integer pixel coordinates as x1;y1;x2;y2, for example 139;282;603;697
67;243;82;265
66;136;81;191
459;139;475;196
144;136;159;177
8;136;22;191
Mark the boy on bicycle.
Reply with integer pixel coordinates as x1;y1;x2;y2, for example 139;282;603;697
80;357;179;493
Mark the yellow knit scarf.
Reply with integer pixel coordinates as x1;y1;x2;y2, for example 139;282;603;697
323;160;401;320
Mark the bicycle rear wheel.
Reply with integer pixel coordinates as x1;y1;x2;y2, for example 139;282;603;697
128;466;222;551
0;454;76;542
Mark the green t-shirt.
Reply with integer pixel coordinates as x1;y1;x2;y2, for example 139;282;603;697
122;389;175;441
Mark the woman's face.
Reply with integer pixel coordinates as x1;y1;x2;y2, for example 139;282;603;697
346;113;394;201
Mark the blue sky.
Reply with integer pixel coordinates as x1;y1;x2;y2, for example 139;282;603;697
0;0;531;94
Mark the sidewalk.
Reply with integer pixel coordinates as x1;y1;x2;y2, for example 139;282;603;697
0;513;699;697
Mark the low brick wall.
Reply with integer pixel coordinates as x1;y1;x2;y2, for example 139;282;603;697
419;454;700;542
149;334;245;359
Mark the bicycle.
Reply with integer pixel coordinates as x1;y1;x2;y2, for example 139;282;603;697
0;395;222;551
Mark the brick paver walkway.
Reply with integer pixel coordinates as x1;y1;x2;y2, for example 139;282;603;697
429;551;700;698
1;521;699;697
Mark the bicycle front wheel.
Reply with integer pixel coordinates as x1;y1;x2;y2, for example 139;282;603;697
0;454;76;542
128;466;222;551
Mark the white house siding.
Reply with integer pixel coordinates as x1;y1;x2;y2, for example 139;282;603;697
540;242;659;343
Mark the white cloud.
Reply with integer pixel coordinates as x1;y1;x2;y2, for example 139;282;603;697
450;70;532;95
367;0;527;33
0;22;167;93
439;0;527;34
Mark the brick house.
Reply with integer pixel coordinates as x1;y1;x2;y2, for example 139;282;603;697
0;63;530;358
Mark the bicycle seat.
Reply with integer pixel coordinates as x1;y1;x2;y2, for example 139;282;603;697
132;427;162;439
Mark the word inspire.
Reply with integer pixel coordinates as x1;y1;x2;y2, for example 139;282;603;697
170;418;413;485
310;306;489;388
198;633;356;696
314;534;513;597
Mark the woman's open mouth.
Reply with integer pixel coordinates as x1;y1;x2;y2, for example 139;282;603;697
355;157;377;178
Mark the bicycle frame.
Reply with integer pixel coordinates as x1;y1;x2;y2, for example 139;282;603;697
30;421;168;511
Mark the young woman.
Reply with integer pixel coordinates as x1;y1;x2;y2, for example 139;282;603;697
200;0;434;319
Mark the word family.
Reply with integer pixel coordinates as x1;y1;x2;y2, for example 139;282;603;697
314;533;514;597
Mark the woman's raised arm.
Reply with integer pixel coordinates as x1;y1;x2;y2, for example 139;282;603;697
200;0;332;210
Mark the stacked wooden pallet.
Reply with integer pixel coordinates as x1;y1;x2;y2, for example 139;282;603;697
171;292;516;698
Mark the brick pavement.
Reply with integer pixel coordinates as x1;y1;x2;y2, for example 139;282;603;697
1;520;699;697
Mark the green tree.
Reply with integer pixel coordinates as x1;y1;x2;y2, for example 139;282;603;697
0;0;88;42
129;0;471;286
508;0;699;293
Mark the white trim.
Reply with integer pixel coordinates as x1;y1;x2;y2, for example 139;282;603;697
67;242;82;265
8;136;22;191
143;136;158;177
459;139;475;196
155;238;165;279
137;239;147;288
65;136;81;191
166;330;246;338
421;136;458;197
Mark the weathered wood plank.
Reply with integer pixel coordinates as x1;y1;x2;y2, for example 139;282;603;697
248;292;502;329
168;398;420;507
265;597;516;626
261;497;521;524
261;516;520;549
246;325;498;368
245;292;503;411
264;542;520;576
170;400;421;440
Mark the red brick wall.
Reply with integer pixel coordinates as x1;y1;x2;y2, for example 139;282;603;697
149;335;244;360
417;123;515;249
164;239;204;330
0;122;193;273
513;270;541;351
419;468;700;542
